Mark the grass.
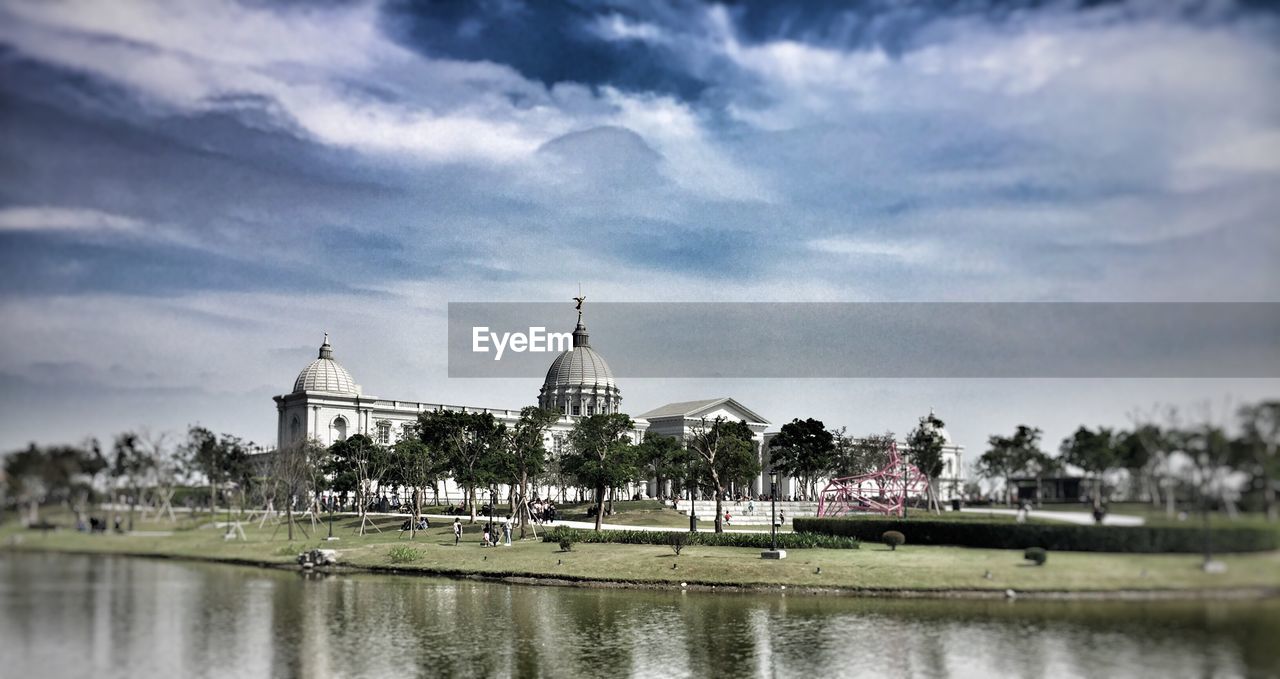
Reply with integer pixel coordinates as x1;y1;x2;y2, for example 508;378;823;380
3;507;1279;593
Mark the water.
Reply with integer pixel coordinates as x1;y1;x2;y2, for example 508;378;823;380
0;552;1276;678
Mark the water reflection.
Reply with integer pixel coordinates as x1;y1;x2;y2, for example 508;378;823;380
0;553;1275;678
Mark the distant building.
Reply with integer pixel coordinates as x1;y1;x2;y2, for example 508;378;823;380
271;304;963;505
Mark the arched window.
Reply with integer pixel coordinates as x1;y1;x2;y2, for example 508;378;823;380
332;416;348;442
290;416;300;442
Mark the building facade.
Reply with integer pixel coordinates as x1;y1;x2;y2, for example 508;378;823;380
272;309;964;505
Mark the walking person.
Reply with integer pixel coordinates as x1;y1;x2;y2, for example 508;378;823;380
452;518;462;546
502;518;512;546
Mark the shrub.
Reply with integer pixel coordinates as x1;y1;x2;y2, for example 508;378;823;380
793;517;1280;554
669;532;688;556
1025;547;1047;565
387;545;422;564
542;526;858;550
882;531;906;550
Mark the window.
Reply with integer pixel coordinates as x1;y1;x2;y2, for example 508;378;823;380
586;406;594;416
332;416;348;441
376;421;391;445
290;416;300;441
572;405;580;416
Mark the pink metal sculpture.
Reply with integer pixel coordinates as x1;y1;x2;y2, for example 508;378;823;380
816;442;929;518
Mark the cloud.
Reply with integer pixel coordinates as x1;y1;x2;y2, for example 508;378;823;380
0;206;144;234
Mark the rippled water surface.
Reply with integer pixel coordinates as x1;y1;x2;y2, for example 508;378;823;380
1;552;1276;678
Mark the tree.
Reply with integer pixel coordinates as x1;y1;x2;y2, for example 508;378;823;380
181;426;251;516
636;432;684;499
111;432;156;532
687;417;760;533
326;434;390;534
563;413;636;531
271;438;322;541
767;418;835;501
3;442;104;526
1060;426;1119;511
419;409;505;523
1238;401;1280;522
389;424;442;539
1116;426;1157;504
505;406;560;538
1013;432;1058;509
906;413;947;514
1180;423;1236;566
830;430;894;478
979;426;1041;506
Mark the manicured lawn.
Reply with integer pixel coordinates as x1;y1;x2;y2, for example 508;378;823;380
4;509;1278;593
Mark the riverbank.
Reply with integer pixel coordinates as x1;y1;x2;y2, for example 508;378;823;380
4;513;1279;600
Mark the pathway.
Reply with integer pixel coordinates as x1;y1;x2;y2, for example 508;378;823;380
959;507;1145;526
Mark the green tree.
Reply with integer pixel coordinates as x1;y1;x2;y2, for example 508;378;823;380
688;417;760;533
271;438;323;541
563;413;636;531
998;427;1061;509
419;409;506;523
1060;426;1119;511
906;413;947;514
111;432;156;532
979;426;1041;506
326;434;390;534
389;424;444;538
1238;401;1280;522
766;418;835;501
506;406;560;538
636;432;685;499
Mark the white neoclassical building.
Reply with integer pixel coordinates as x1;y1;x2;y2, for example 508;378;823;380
272;307;964;504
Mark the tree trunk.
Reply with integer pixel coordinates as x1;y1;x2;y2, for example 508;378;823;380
712;471;724;533
128;488;137;532
518;471;530;539
594;484;605;531
468;484;477;523
1265;477;1277;523
287;498;294;541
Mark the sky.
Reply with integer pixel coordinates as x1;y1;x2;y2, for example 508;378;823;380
0;0;1277;464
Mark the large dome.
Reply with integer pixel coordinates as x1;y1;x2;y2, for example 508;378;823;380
293;335;360;395
542;342;616;389
537;319;621;416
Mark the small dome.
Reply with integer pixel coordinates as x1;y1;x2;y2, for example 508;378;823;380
920;410;952;445
293;334;360;395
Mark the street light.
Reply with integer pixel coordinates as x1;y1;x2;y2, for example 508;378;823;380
770;469;778;552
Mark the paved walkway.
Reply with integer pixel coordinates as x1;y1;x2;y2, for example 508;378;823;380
959;507;1145;526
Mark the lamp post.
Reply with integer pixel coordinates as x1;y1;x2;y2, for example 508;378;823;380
688;454;697;533
770;470;778;552
761;469;786;560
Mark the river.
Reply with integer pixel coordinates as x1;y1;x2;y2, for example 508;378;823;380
0;552;1276;678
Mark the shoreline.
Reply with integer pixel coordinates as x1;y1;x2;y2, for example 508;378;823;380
7;543;1278;602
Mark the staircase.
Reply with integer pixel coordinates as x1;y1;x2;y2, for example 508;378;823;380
677;500;821;526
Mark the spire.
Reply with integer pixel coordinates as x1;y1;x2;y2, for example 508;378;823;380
571;286;589;345
318;332;334;359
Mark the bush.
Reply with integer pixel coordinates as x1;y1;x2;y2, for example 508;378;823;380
557;532;574;552
1025;547;1047;565
882;531;905;551
543;526;859;550
669;532;688;556
387;545;422;564
793;517;1280;553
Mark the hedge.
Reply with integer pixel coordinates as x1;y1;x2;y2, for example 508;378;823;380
792;517;1280;553
542;526;859;550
